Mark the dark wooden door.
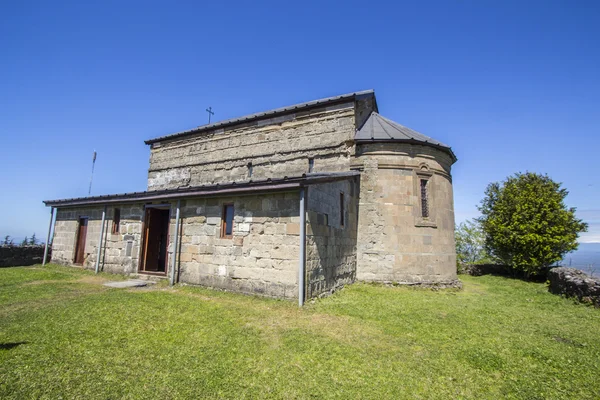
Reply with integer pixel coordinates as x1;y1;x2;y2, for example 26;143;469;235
74;218;88;264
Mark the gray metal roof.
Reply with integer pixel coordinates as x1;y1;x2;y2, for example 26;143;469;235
145;90;376;145
355;112;456;161
43;171;360;208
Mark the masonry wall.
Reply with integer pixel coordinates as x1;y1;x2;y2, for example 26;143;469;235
0;245;50;267
353;143;457;283
305;178;359;298
175;192;301;299
51;205;144;274
147;103;359;190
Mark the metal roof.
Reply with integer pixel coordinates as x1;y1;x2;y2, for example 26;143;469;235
355;112;457;161
43;171;360;208
145;90;376;145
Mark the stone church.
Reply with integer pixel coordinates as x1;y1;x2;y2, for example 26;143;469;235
44;90;458;304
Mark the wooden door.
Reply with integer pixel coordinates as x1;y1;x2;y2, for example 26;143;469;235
139;208;170;273
74;217;88;264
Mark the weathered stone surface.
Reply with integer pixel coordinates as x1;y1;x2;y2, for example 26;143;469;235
305;178;359;298
147;104;359;191
548;267;600;307
49;92;458;301
0;245;50;267
51;205;144;275
354;142;457;284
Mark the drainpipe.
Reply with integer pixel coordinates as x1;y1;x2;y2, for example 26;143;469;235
95;206;107;274
298;187;306;306
42;207;54;266
170;199;181;286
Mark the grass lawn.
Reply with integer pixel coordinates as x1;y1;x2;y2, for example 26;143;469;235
1;265;599;399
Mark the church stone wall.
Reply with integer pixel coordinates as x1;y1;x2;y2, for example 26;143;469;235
175;192;301;299
354;143;457;284
305;178;359;298
147;103;358;190
51;205;144;274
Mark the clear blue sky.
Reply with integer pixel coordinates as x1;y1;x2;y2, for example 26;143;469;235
1;0;599;243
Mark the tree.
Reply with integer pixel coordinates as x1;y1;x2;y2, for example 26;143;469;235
478;172;588;277
21;236;29;246
29;233;37;245
455;219;491;265
3;235;11;245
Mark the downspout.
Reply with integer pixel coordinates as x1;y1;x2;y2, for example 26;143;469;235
95;205;107;274
42;207;54;266
298;187;306;307
170;199;181;286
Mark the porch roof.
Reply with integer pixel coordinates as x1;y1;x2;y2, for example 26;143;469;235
43;171;359;208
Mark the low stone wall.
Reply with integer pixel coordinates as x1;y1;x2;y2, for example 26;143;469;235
459;263;509;276
0;245;50;267
460;263;551;281
548;267;600;307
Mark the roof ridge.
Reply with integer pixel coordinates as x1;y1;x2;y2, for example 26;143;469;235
145;90;376;145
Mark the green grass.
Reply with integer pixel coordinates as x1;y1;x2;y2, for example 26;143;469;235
1;265;599;399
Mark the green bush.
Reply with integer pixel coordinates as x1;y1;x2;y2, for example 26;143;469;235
478;172;587;277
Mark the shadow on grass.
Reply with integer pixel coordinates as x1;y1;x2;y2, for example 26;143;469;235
0;341;28;350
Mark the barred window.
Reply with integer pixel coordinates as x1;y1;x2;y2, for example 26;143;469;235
420;179;429;218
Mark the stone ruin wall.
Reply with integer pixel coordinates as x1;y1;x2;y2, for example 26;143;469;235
305;178;359;298
147;103;358;190
353;142;457;284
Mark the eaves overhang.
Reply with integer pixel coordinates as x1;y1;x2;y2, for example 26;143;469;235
43;171;360;208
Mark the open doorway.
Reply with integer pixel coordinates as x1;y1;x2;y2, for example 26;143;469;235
139;207;170;274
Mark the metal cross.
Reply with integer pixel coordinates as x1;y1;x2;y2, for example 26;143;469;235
206;106;214;124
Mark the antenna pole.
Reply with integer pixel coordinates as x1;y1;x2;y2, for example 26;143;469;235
88;150;97;195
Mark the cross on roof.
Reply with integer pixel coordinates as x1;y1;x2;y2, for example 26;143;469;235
206;106;214;124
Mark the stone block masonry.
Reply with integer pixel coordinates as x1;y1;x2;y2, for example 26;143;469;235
51;205;144;274
147;104;358;190
305;177;359;298
548;267;600;307
0;245;50;267
175;191;301;299
354;142;457;284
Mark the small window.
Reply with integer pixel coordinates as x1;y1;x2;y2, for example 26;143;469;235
247;162;253;178
221;204;234;238
308;158;314;173
420;179;429;218
112;208;121;234
340;192;345;227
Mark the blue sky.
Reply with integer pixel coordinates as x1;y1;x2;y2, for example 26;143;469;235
1;0;599;243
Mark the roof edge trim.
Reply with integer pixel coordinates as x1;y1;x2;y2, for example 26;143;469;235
144;90;375;145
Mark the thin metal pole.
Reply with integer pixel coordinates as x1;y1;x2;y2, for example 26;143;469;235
89;150;97;195
170;199;181;286
298;187;306;307
42;207;54;266
95;206;106;274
